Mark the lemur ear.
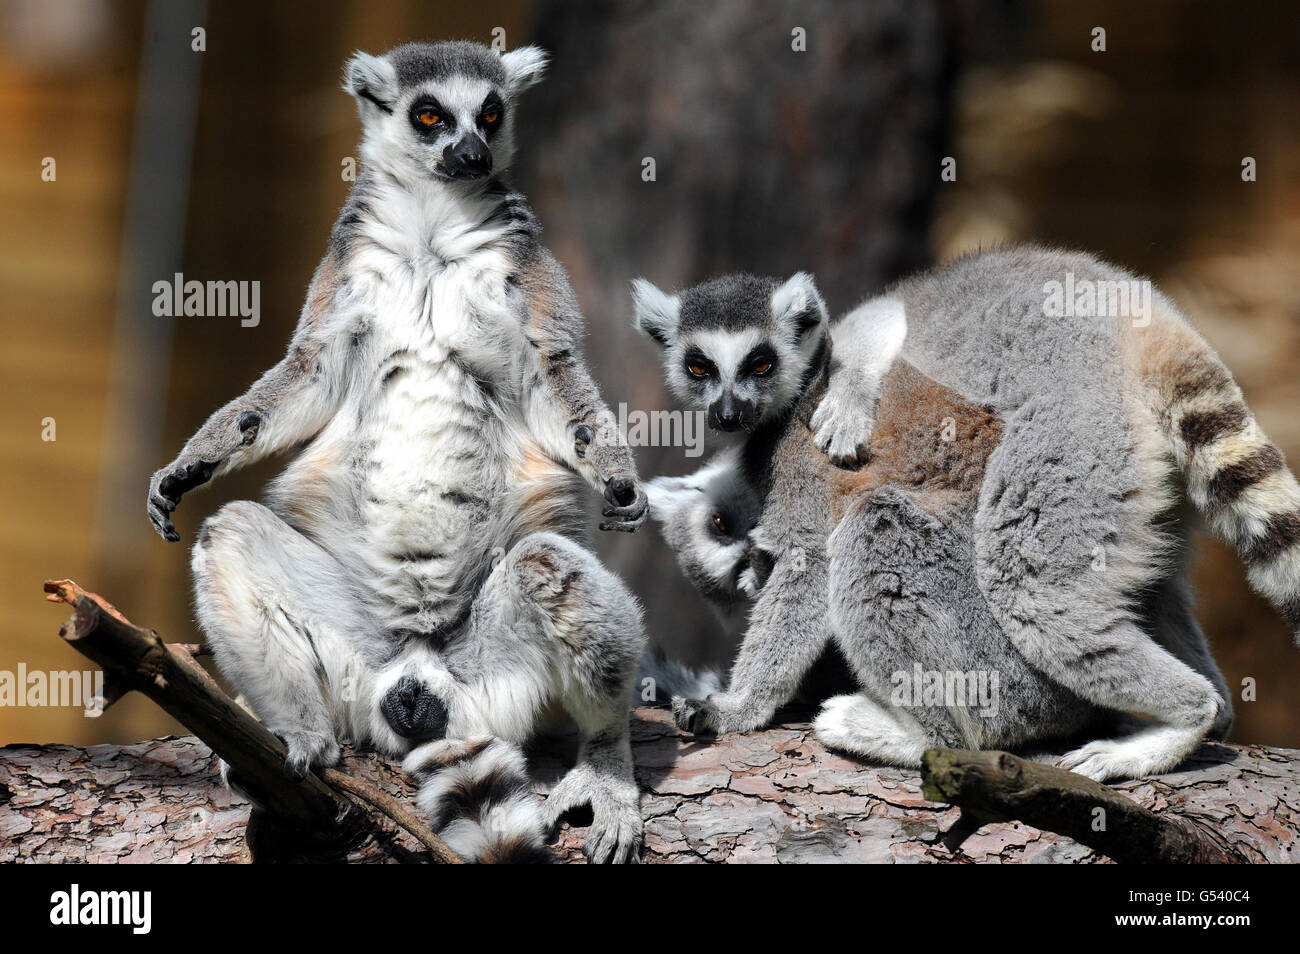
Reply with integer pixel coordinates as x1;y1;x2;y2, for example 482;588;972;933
343;50;398;114
500;45;549;94
631;279;681;348
770;272;828;340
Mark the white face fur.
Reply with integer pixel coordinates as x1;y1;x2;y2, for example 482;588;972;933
343;42;548;185
632;272;829;432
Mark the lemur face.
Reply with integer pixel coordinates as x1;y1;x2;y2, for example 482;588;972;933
343;41;548;183
633;272;829;431
646;455;761;602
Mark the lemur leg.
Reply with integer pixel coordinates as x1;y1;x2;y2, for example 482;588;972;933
821;487;1057;764
192;500;395;777
974;397;1223;781
384;532;645;863
673;552;832;736
1140;568;1233;740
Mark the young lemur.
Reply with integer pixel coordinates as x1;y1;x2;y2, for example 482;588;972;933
637;250;1300;782
147;41;645;863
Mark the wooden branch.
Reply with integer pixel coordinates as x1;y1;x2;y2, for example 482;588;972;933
39;580;462;864
920;748;1249;863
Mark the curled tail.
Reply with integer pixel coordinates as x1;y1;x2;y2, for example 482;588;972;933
404;737;551;864
1135;308;1300;642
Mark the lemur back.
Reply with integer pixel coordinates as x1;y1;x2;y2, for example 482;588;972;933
647;249;1300;783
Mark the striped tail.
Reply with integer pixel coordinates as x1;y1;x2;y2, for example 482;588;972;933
1137;311;1300;643
403;737;552;864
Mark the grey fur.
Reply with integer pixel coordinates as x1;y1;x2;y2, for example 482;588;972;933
638;249;1300;782
149;41;645;860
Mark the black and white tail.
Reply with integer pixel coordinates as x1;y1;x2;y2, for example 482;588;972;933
1141;315;1300;642
404;737;551;864
633;647;725;705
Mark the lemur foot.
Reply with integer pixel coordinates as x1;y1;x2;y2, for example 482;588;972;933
810;389;874;467
273;727;341;781
380;675;449;741
672;691;767;736
546;763;642;864
1057;732;1195;783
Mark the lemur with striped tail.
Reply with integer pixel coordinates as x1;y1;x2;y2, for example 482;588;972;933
637;248;1300;782
147;41;645;862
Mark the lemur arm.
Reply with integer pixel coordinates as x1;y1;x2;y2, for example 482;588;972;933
146;255;347;542
519;249;647;532
673;547;831;734
810;295;908;466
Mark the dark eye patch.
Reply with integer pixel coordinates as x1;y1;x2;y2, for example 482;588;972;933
683;351;716;379
479;94;505;135
410;99;452;134
741;346;776;377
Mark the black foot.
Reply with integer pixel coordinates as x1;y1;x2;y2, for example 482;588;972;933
381;675;449;740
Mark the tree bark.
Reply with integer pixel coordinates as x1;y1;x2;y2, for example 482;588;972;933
4;708;1297;864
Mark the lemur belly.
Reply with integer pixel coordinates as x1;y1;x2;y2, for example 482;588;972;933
274;240;530;637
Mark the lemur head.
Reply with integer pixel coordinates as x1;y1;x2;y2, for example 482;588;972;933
343;41;548;184
632;272;829;432
646;452;762;605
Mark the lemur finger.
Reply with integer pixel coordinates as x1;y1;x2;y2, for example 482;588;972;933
599;519;640;533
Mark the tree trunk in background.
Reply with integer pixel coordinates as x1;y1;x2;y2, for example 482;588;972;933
514;0;954;668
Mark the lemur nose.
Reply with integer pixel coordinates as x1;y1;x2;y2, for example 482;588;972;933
448;136;491;177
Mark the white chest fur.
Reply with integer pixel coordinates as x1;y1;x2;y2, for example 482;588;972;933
336;180;532;632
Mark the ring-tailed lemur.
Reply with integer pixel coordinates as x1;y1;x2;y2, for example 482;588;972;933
635;252;1300;782
645;446;764;639
147;41;645;862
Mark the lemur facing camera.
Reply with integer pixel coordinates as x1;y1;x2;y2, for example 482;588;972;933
636;248;1300;782
146;41;646;863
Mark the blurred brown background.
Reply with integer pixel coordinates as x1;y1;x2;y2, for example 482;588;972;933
1;0;1297;749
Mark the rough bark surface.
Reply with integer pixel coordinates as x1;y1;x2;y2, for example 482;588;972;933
3;708;1297;864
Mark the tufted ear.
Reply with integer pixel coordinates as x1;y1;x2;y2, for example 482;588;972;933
631;279;681;348
343;50;398;114
770;272;828;339
500;45;549;94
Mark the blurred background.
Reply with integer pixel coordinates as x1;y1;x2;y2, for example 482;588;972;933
2;0;1298;749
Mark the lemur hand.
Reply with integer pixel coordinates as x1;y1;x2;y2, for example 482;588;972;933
574;423;648;531
147;457;217;542
672;691;768;737
600;475;648;532
810;383;875;467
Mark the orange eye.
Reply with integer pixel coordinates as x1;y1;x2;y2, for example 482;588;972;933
482;110;499;124
417;110;440;126
687;362;709;377
751;359;772;375
712;514;728;534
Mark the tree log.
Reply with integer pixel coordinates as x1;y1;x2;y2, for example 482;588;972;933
4;708;1297;863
